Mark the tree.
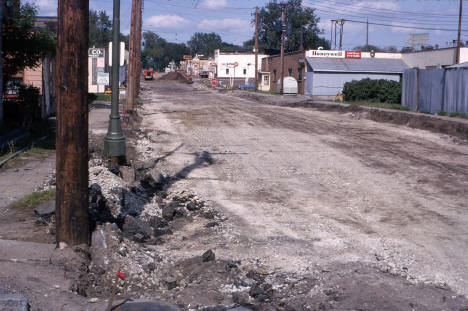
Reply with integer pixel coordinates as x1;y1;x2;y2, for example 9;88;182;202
187;32;245;57
2;0;56;83
247;0;329;54
142;31;189;70
187;32;223;57
352;44;383;52
89;10;129;48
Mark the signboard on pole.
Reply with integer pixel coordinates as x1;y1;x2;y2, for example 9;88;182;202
108;42;125;66
88;48;105;58
345;51;361;59
97;72;109;85
211;78;218;86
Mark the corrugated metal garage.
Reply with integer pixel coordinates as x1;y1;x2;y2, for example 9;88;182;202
305;58;409;98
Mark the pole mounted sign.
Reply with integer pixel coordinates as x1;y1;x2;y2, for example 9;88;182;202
88;48;105;57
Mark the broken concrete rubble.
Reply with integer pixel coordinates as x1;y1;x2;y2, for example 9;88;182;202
0;294;29;311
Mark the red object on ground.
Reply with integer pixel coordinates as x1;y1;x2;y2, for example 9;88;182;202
117;271;126;280
211;79;218;86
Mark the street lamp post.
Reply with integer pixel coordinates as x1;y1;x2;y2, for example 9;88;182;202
104;0;126;158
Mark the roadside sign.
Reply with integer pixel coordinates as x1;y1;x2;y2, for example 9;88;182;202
108;42;125;66
97;72;109;85
345;51;361;59
88;48;105;58
211;78;218;86
234;62;239;67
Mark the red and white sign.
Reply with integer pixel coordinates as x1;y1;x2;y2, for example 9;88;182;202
345;51;361;59
234;62;239;67
211;78;218;86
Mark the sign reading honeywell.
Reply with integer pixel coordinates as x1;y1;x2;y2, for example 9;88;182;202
308;50;345;58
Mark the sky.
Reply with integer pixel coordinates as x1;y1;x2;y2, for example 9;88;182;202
33;0;468;50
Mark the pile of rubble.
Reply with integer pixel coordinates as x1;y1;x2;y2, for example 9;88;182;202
159;71;193;84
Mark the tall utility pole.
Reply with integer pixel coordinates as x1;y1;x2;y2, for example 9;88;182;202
254;6;259;90
330;20;333;49
338;20;345;50
104;0;126;158
126;0;138;111
135;0;142;96
456;0;463;64
0;0;3;125
56;0;90;247
366;19;369;49
280;2;286;95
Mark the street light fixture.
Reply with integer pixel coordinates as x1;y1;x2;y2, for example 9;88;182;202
104;0;126;158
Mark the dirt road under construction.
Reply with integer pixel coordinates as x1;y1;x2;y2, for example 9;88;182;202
137;79;468;302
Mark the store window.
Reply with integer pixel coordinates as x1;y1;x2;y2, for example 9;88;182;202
264;75;270;86
243;69;247;75
226;68;229;75
273;69;277;81
288;68;293;76
298;68;303;82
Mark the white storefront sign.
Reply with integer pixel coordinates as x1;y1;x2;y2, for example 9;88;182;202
307;50;345;58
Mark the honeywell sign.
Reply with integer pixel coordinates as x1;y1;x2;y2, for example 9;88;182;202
306;50;362;59
307;50;344;58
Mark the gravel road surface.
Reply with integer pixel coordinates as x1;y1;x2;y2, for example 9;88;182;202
138;80;468;298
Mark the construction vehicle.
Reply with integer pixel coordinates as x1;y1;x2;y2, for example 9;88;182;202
144;68;154;80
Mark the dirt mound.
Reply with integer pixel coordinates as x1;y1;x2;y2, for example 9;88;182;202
159;71;193;84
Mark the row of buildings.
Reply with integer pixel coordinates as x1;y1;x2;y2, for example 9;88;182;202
205;47;468;99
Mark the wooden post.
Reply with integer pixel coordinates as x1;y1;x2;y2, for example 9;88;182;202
456;0;463;64
56;0;90;247
126;0;137;111
254;6;259;91
280;2;285;95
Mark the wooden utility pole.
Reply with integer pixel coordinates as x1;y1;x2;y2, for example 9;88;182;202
135;0;142;95
366;19;369;49
280;2;286;95
126;0;138;111
0;0;3;125
56;0;90;247
456;0;463;64
254;6;259;90
330;20;333;49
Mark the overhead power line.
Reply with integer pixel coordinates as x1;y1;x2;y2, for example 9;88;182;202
342;19;467;32
310;0;463;18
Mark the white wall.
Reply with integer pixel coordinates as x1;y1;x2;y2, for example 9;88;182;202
402;47;468;68
216;52;267;79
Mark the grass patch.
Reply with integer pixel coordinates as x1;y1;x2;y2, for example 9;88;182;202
344;101;410;111
94;93;112;101
10;188;55;210
448;112;468;119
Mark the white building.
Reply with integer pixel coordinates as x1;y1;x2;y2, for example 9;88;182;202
215;49;267;88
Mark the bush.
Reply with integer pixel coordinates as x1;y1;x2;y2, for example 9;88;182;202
3;85;41;130
437;111;447;116
342;78;402;104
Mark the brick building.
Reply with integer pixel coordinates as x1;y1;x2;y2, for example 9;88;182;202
261;51;306;94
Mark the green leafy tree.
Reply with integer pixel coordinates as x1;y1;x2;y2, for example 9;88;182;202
247;0;329;53
352;44;383;52
187;32;245;56
187;32;223;57
89;10;112;47
2;0;56;82
142;31;189;70
89;10;129;48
